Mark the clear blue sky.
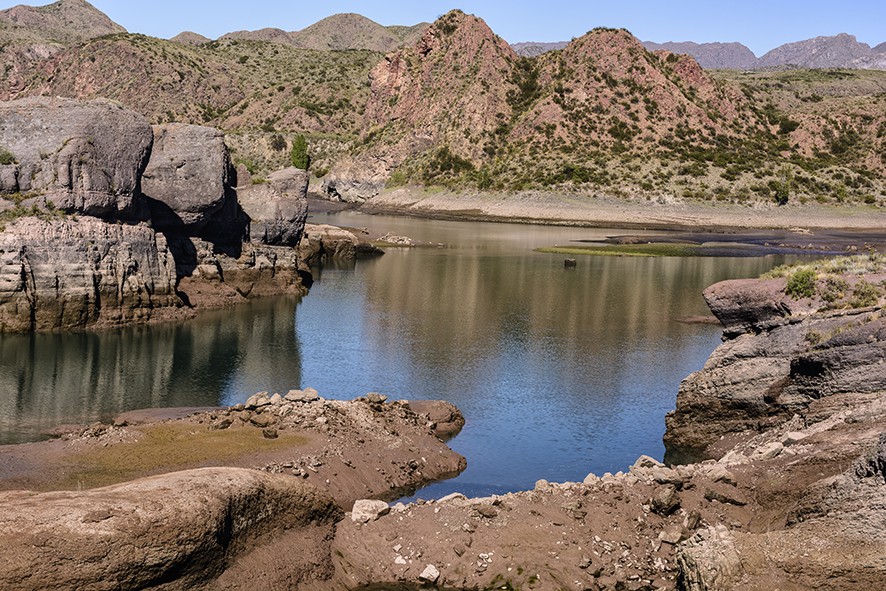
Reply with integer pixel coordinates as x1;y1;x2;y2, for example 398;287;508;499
5;0;885;56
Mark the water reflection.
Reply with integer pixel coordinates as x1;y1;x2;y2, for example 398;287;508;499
298;213;791;497
0;296;303;444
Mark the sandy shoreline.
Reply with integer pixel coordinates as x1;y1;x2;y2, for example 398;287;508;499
351;187;886;232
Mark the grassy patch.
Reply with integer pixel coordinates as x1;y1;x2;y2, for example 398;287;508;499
763;253;886;278
54;423;308;490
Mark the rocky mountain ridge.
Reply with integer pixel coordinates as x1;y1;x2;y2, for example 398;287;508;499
516;33;886;71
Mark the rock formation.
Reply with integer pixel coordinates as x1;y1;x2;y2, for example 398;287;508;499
0;216;179;332
757;33;877;69
665;264;886;463
0;468;341;591
0;97;313;332
0;96;153;220
642;41;758;70
237;167;309;247
143;123;245;243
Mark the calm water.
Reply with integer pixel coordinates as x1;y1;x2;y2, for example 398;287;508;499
0;213;790;497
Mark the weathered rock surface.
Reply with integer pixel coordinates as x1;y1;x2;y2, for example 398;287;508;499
298;223;384;266
0;216;179;331
665;271;886;463
142;123;245;243
0;468;340;591
0;96;153;220
238;167;308;246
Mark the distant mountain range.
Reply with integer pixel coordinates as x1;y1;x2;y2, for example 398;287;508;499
174;13;429;54
516;33;886;70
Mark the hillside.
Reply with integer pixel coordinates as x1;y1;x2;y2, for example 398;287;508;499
0;0;124;43
0;3;883;208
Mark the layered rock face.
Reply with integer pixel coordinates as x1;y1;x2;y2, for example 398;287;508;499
665;269;886;463
0;96;153;220
0;468;340;591
0;216;179;332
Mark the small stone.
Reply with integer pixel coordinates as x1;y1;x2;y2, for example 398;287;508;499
632;455;665;469
269;393;283;405
781;431;808;446
704;488;748;506
650;485;681;516
367;392;388;404
262;428;278;439
651;466;684;488
209;418;233;431
755;442;784;460
658;525;684;545
351;499;391;523
705;465;737;486
454;545;466;557
534;479;551;491
578;557;592;569
249;414;274;428
394;556;407;565
286;388;320;403
393;544;402;552
477;506;499;519
438;492;468;505
683;509;702;531
583;473;600;485
419;564;440;584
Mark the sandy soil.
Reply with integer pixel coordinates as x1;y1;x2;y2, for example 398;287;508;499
362;187;886;231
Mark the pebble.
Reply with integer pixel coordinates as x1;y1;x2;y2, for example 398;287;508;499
419;564;440;584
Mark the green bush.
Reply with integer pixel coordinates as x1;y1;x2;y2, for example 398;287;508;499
290;134;310;170
849;280;882;308
785;268;817;299
0;147;15;165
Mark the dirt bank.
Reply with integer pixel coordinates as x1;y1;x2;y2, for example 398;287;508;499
361;187;886;231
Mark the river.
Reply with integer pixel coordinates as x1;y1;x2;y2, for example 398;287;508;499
0;213;792;497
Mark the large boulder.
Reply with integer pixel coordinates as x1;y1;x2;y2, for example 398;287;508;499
237;167;308;247
0;216;180;332
142;123;245;244
0;96;153;220
0;468;340;591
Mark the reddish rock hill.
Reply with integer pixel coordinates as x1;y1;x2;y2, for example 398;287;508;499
0;0;124;43
327;15;760;200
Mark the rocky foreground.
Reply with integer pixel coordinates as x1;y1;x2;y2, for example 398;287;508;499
1;261;884;590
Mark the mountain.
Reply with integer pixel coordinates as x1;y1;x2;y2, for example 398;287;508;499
220;27;294;45
512;41;568;57
875;42;886;53
290;13;428;52
0;0;124;43
325;12;761;200
757;33;874;68
217;14;429;53
169;31;210;46
642;41;757;69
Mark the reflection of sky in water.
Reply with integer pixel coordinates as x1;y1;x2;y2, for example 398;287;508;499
1;213;792;497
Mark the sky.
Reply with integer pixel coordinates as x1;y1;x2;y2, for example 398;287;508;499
4;0;885;57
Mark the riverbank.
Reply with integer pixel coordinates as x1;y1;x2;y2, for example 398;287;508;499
358;187;886;231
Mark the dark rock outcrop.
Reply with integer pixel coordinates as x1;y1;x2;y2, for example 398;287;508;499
298;223;383;267
142;123;245;243
665;271;886;463
0;468;340;591
0;216;179;331
237;167;308;247
0;96;153;220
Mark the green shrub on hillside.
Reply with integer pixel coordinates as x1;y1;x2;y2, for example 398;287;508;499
785;268;817;299
0;147;15;166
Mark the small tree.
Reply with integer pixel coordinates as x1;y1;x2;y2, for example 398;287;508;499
290;134;310;170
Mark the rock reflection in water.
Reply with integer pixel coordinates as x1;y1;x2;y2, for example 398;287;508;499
0;296;303;444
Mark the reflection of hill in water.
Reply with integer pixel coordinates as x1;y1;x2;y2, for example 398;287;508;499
362;248;783;373
0;297;303;444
